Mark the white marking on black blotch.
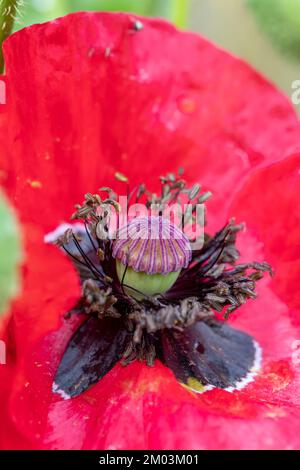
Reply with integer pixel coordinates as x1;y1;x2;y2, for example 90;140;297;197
160;321;262;394
225;340;262;393
52;382;71;401
52;317;129;399
186;339;262;395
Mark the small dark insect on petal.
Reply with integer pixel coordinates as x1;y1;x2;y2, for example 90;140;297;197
159;320;261;392
53;317;128;399
131;20;144;32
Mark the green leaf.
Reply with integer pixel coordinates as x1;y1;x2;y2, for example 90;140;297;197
0;192;22;315
0;0;20;72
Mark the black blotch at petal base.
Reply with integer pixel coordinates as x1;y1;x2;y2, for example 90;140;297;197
159;320;259;391
53;316;128;399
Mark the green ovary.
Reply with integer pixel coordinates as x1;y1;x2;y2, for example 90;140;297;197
116;259;180;300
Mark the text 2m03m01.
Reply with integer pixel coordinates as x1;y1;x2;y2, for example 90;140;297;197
143;454;199;465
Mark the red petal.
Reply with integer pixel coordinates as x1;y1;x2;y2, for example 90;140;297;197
0;225;81;449
230;153;300;324
1;12;300;232
1;228;300;449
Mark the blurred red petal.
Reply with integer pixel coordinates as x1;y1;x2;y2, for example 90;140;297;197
1;228;300;450
0;225;80;449
230;153;300;324
1;12;300;232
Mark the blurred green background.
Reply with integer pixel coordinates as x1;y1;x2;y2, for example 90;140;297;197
0;0;300;315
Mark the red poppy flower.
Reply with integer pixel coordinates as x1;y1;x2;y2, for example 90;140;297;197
1;12;300;450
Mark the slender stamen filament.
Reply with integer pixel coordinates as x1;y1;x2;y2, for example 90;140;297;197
61;246;88;269
84;220;97;252
120;263;128;296
71;234;104;280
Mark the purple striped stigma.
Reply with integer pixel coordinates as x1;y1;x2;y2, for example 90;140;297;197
112;216;192;299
